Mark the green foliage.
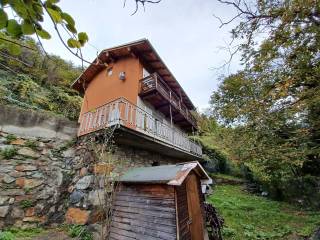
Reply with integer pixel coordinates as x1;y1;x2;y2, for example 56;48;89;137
0;231;14;240
0;35;83;120
25;140;37;150
267;175;320;209
0;9;8;30
5;134;17;144
6;19;22;38
0;0;87;53
1;147;17;159
21;21;35;35
196;130;242;176
67;225;93;240
201;141;231;174
3;228;43;239
78;32;89;46
211;0;320;206
209;184;320;240
20;200;33;209
59;138;76;151
67;38;81;48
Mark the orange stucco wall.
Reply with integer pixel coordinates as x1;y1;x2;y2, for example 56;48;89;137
79;56;143;119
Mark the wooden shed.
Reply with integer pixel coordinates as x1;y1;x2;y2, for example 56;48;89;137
110;162;212;240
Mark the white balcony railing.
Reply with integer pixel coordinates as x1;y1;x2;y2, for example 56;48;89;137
78;97;202;157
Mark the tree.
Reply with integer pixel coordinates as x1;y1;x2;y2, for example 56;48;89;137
211;0;320;204
0;0;160;65
0;0;89;62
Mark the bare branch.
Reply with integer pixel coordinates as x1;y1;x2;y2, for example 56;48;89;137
213;12;243;28
40;0;94;65
0;62;20;74
129;0;161;15
0;37;36;51
211;42;241;72
0;51;33;67
25;7;50;58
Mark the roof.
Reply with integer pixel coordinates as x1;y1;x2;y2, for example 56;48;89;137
119;161;211;186
71;39;195;110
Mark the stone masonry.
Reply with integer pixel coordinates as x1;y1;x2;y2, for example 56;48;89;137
0;106;186;232
0;130;184;229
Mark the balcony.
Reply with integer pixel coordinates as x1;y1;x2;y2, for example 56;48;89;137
78;97;202;157
139;73;197;131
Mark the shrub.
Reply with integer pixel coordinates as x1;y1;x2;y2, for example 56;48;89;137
201;143;232;174
1;147;17;159
3;228;43;239
20;200;33;209
25;140;37;150
68;225;93;240
265;175;320;209
0;231;14;240
5;134;17;144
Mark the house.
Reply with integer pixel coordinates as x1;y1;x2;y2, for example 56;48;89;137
71;39;211;239
71;39;202;162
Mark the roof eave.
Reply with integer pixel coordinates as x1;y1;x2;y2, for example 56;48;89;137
70;39;196;110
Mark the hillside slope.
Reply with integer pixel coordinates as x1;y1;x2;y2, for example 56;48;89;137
0;36;83;121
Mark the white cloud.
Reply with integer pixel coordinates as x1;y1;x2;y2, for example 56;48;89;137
41;0;242;111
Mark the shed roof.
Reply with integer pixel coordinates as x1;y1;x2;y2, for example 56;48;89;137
71;39;195;110
120;161;210;186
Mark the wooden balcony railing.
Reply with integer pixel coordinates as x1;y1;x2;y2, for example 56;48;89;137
139;73;197;128
78;97;202;157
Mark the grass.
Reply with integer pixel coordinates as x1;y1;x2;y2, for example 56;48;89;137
25;140;38;150
208;184;320;240
0;226;92;240
4;134;17;144
0;147;17;159
67;225;93;240
0;228;44;240
20;200;34;209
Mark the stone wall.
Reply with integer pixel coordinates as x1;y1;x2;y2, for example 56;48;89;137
0;106;185;232
0;105;78;140
0;131;184;229
0;131;75;228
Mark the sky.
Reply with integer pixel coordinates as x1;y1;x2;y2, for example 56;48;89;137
41;0;242;111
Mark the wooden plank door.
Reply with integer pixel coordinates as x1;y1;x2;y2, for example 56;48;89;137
186;173;204;240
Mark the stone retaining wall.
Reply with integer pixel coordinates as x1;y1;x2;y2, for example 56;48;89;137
0;105;78;140
0;131;78;229
0;106;184;232
0;131;183;229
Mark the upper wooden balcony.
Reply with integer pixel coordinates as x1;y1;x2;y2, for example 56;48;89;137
139;73;197;132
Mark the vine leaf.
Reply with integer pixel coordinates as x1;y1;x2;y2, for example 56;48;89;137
78;32;88;46
21;21;35;35
66;23;77;34
61;12;75;26
0;9;8;29
6;19;22;37
36;29;51;39
67;38;81;48
8;43;21;55
47;7;62;23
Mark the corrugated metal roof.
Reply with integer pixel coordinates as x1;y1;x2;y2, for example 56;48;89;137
119;161;210;186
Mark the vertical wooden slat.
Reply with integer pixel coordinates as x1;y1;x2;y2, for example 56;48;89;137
76;97;202;156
